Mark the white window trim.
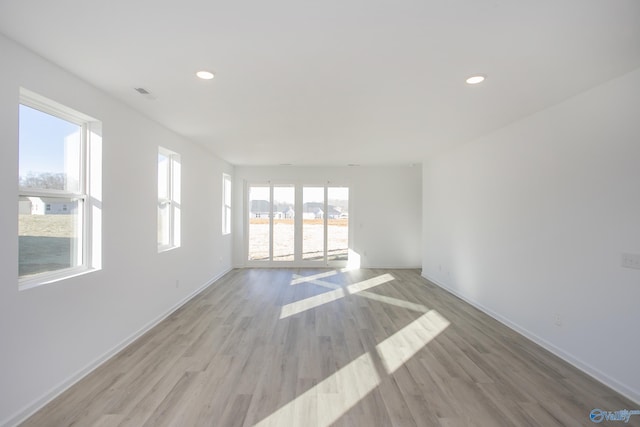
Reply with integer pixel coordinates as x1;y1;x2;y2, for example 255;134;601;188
222;173;232;235
245;181;350;268
158;147;181;252
18;89;101;290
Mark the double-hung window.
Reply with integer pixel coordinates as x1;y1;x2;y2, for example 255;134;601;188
222;174;231;235
158;147;181;251
18;89;101;287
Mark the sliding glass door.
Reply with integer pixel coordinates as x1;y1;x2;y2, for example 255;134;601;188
273;186;295;261
302;187;325;261
248;185;270;261
327;187;349;262
246;183;349;266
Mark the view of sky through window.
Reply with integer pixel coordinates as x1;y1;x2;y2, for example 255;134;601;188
19;104;81;189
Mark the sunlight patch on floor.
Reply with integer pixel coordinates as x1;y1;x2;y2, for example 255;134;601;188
280;288;346;319
346;273;394;294
289;269;343;286
280;273;394;319
254;352;380;427
375;309;450;374
293;276;342;291
355;291;429;313
268;273;452;425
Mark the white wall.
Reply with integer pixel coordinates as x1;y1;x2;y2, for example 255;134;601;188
0;34;233;426
422;67;640;403
234;166;422;268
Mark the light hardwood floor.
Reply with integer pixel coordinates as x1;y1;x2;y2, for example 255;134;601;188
22;269;638;426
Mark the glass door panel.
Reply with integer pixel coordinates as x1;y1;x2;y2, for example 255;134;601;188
273;186;295;261
327;187;349;262
248;185;270;261
302;187;325;261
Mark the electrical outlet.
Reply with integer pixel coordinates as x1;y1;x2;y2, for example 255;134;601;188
621;253;640;270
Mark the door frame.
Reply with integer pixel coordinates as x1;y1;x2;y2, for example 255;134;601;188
244;181;350;268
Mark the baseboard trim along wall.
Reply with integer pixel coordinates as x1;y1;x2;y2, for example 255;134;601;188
3;268;232;427
421;273;640;406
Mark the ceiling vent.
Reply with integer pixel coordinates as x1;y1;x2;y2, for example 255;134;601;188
134;87;156;100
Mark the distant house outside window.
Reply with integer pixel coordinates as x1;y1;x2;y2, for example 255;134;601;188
18;88;102;288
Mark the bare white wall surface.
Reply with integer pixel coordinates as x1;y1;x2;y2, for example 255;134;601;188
0;34;233;426
422;67;640;403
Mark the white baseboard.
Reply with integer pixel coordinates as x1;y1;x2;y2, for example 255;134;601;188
421;272;640;406
2;268;232;427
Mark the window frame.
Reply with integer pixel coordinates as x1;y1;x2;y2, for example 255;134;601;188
18;89;99;289
157;147;181;252
222;173;232;235
245;181;350;267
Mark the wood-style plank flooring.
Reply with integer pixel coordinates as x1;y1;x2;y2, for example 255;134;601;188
22;269;638;426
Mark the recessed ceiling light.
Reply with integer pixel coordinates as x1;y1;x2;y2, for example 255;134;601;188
196;71;215;80
466;75;486;85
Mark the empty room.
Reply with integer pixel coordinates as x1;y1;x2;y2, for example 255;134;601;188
1;1;639;426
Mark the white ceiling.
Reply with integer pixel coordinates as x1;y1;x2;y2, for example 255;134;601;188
1;0;639;166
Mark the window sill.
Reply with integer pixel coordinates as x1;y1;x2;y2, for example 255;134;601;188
19;267;100;291
158;245;180;254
